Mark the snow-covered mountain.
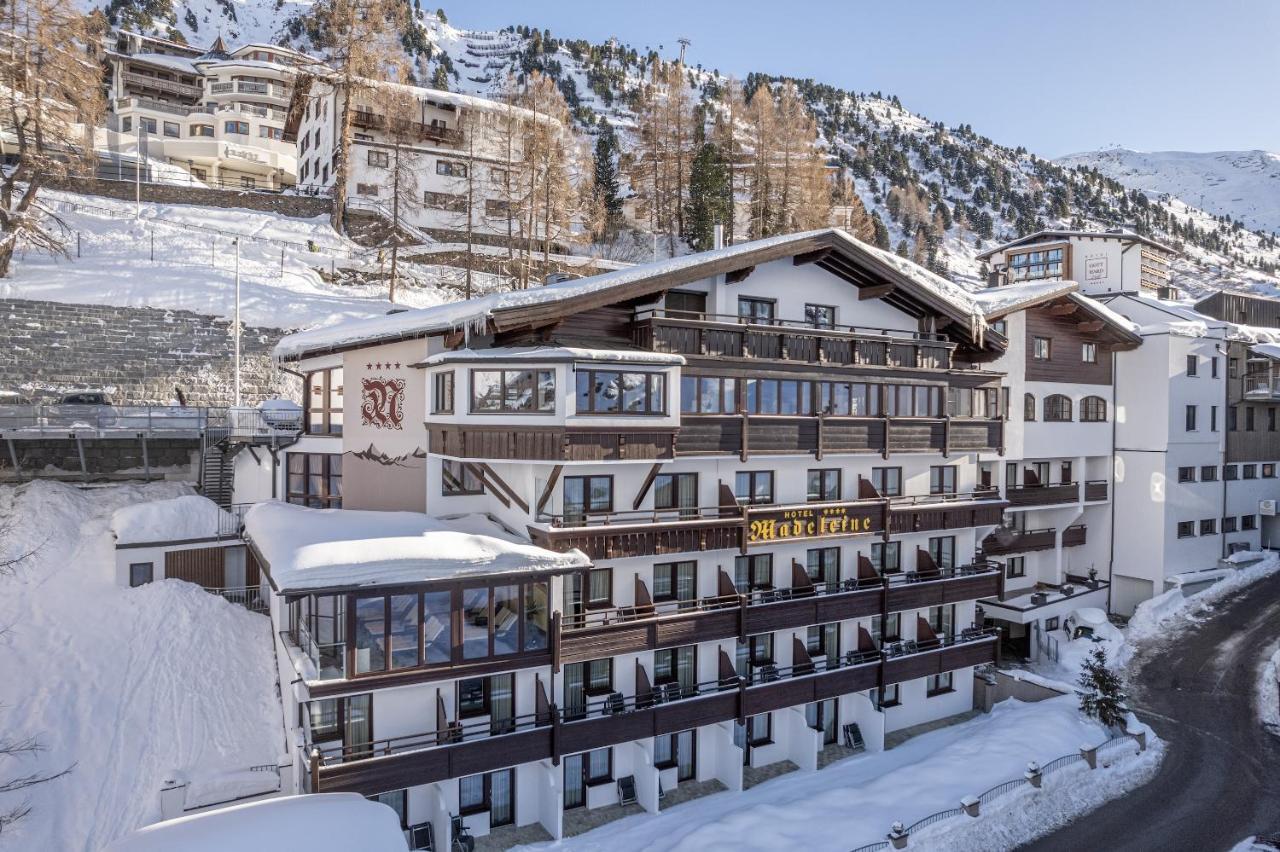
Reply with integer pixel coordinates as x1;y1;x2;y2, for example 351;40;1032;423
1057;148;1280;234
93;0;1280;298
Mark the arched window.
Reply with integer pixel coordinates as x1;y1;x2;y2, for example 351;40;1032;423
1023;393;1036;422
1044;394;1073;422
1080;396;1108;422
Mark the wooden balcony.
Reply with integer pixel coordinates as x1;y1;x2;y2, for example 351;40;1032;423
430;424;677;462
676;415;1004;460
1083;480;1108;502
981;524;1087;556
350;110;463;144
309;630;998;796
530;493;1009;561
558;564;1003;665
635;310;954;370
1005;483;1078;507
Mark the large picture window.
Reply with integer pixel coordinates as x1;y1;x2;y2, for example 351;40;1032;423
575;370;666;414
287;453;343;508
305;367;343;434
817;381;878;416
680;376;736;414
1009;247;1064;281
746;378;813;415
471;369;555;413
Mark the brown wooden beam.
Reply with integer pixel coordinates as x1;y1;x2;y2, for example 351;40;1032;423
1047;302;1079;316
479;463;529;513
536;464;563;516
464;462;509;509
725;265;755;284
858;282;896;301
1076;320;1104;333
632;462;664;510
793;247;832;266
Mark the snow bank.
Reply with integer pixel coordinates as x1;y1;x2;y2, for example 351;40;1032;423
1127;551;1280;646
103;794;408;852
0;481;283;852
1260;645;1280;735
513;695;1154;852
110;494;232;544
244;501;589;591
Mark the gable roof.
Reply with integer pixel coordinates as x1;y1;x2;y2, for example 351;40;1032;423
973;280;1142;349
275;228;998;362
975;229;1176;261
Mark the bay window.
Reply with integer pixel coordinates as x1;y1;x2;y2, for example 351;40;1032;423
575;370;666;414
470;369;555;413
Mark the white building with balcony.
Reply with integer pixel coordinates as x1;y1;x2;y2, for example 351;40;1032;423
104;35;312;189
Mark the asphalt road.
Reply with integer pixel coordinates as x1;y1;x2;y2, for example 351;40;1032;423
1023;570;1280;852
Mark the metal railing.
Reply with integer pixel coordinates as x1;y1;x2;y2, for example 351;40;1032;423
906;805;966;835
207;584;267;613
0;405;301;439
293;620;346;681
636;308;952;344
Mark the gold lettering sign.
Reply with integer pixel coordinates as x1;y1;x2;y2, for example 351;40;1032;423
747;504;879;544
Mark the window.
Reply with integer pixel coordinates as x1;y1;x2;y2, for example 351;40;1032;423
926;671;954;696
1228;406;1238;431
654;730;696;781
1243;514;1258;531
884;384;943;417
1271;409;1278;432
654;645;696;695
586;568;612;608
807;469;840;502
873;682;900;708
121;116;132;132
737;297;775;324
1008;247;1064;281
929;465;956;495
816;381;879;416
928;536;955;571
433;371;454;414
870;541;901;574
575;370;666;414
140;116;157;133
734;471;774;505
1265;464;1276;478
871;467;902;497
1224;465;1239;481
224;120;249;135
680;376;736;414
442;459;483;496
990;319;1008;336
1201;465;1218;481
1247;407;1257;432
305;367;344;434
1044;395;1072;422
162;120;179;137
1023;393;1037;422
423;191;466;212
665;290;707;317
190;124;213;137
1186;354;1198;376
458;677;490;717
564;476;612;522
355;183;379;197
746;712;772;745
260;126;283;140
734;554;773;592
587;748;612;783
368;149;389;167
1244;464;1258;480
1176;521;1195;538
1177;467;1196;483
871;612;901;644
1211;406;1219;432
1200;519;1217;536
653;472;698;516
1080;396;1107;422
1185;405;1198;432
653;561;697;604
1045;616;1060;631
746;378;813;415
806;623;839;666
1005;556;1025;579
287;453;342;508
129;562;153;587
436;159;467;177
370;790;408;830
484;198;512;218
806;547;839;590
1224;516;1238;533
1032;336;1051;360
805;303;836;328
489;167;509;185
1081;342;1098;363
471;369;555;413
563;659;613;720
1212;357;1220;378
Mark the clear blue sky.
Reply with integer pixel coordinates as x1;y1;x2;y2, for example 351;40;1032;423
455;0;1278;157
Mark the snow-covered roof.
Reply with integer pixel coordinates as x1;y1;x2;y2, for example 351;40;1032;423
275;228;991;362
124;53;200;75
245;502;589;592
975;229;1176;261
970;279;1079;319
111;495;233;545
1097;293;1280;341
419;346;686;367
103;794;408;852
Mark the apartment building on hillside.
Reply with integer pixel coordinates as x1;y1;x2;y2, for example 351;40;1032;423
978;229;1178;300
243;229;1013;847
284;75;555;242
103;34;311;189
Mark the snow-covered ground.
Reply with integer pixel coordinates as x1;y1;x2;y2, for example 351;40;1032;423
515;695;1158;852
0;481;283;852
1;189;454;331
1260;645;1280;737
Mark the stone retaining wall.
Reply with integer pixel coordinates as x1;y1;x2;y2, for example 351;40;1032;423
46;177;333;219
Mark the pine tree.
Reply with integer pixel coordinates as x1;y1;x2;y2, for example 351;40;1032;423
430;63;450;91
870;212;890;249
1078;647;1128;729
685;142;732;252
592;119;622;235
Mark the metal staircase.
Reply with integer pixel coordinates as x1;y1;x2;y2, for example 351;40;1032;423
199;440;242;510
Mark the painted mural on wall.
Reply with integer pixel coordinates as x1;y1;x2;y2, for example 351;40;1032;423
360;371;406;430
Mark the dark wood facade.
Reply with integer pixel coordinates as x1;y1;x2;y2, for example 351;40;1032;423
676;415;1003;460
1023;304;1117;385
981;524;1087;555
430;424;678;462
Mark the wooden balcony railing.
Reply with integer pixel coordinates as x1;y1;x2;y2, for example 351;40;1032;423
430;424;677;461
981;524;1087;556
531;493;1008;561
1083;480;1108;502
677;415;1003;460
1005;483;1078;507
350;111;463;144
307;629;999;795
634;309;954;370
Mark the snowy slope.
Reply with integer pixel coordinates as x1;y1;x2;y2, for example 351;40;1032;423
0;481;284;852
1058;148;1280;234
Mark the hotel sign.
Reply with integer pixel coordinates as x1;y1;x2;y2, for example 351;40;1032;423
747;502;883;544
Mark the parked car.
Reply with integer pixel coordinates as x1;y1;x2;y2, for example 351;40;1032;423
1063;608;1123;643
44;390;118;429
